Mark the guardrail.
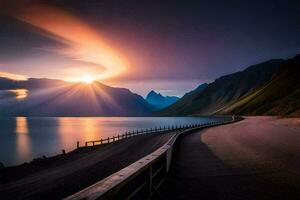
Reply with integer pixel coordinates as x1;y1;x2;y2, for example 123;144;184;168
65;116;242;200
82;126;178;148
79;122;227;148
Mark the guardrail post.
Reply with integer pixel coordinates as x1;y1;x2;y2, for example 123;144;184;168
166;147;173;173
149;165;153;197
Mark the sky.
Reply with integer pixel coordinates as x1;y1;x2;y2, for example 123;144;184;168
0;0;299;97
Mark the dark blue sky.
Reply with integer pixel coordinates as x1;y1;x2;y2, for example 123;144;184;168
0;0;299;96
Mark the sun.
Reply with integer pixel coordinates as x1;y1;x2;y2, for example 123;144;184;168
82;75;94;84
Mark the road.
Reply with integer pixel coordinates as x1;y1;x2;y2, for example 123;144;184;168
0;132;174;200
157;117;300;200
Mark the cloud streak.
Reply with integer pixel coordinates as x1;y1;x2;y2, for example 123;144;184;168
0;71;28;81
5;1;128;81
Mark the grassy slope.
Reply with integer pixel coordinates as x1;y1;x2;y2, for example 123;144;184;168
222;55;300;116
158;59;285;116
156;83;208;116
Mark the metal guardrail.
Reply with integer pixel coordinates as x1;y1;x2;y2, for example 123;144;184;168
79;124;205;148
79;115;240;148
65;116;242;200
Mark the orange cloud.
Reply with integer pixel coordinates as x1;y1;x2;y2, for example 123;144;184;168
0;71;28;81
11;2;128;81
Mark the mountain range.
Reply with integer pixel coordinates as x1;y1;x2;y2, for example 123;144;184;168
145;90;179;110
0;78;155;116
1;54;299;117
159;55;300;116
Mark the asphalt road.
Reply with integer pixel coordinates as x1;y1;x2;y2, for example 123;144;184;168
0;132;174;200
157;117;300;200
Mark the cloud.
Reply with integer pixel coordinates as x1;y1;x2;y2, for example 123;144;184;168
0;71;28;81
3;1;128;81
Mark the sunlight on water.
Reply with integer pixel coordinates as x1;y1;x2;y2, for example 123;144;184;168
58;118;100;148
15;117;32;162
15;117;29;134
0;117;224;166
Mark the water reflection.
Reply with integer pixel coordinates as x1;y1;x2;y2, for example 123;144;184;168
0;116;221;166
82;118;99;141
16;117;29;134
15;117;32;162
57;118;99;149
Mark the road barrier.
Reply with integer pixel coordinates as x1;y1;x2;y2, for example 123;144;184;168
79;120;233;148
65;116;242;200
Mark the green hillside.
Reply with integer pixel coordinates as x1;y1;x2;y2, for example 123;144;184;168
222;55;300;116
158;59;285;116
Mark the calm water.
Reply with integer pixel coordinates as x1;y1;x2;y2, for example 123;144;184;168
0;117;224;166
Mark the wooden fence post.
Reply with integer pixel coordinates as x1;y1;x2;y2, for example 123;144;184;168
77;141;79;149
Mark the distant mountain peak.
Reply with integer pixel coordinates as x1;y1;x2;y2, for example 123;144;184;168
146;90;179;110
147;90;163;98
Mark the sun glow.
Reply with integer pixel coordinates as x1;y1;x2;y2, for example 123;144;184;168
13;3;128;82
82;75;94;84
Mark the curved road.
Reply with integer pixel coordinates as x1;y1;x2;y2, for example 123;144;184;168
0;132;174;200
158;117;300;200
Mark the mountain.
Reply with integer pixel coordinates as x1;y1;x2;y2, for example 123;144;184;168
155;83;208;114
146;90;179;110
0;78;155;116
221;55;300;116
158;59;286;116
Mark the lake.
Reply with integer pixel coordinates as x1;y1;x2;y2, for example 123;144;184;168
0;117;225;166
